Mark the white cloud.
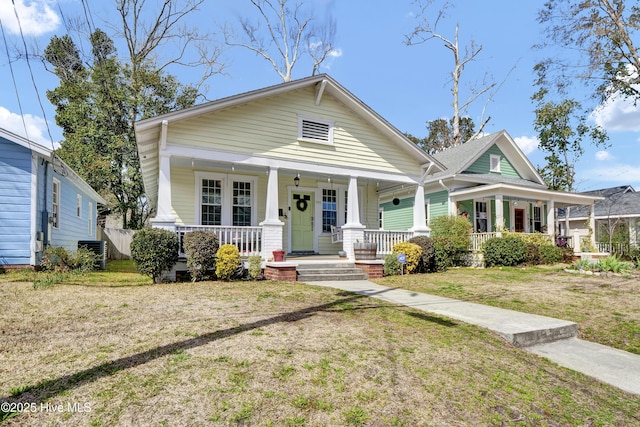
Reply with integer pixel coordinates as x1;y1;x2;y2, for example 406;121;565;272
595;150;612;161
513;135;538;155
328;48;343;58
591;91;640;132
0;106;51;146
0;0;59;37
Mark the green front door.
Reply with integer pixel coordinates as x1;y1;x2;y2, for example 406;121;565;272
291;191;314;252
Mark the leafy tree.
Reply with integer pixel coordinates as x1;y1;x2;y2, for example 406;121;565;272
224;0;337;82
537;0;640;103
45;29;198;228
406;116;475;154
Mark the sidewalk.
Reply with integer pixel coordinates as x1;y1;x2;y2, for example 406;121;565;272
305;279;640;396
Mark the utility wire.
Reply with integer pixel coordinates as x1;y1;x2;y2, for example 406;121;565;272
10;0;56;151
0;17;30;145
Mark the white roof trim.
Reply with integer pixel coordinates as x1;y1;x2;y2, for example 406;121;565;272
448;183;603;206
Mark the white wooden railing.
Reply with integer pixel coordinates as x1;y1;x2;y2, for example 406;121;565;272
469;232;497;252
365;229;413;255
176;225;262;256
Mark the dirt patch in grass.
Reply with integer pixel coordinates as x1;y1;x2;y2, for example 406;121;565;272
376;265;640;354
1;271;639;426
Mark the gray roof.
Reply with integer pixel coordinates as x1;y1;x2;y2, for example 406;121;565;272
560;189;640;219
431;132;501;173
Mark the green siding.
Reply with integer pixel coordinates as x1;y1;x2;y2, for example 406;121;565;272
457;199;474;217
465;146;520;178
427;190;449;223
381;197;413;230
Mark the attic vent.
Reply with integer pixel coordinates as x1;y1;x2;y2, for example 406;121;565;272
298;116;334;144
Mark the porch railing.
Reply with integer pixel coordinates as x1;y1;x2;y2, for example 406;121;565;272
596;242;630;256
469;232;497;252
176;225;262;256
365;229;413;255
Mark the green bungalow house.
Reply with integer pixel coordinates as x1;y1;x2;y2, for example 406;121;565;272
134;74;600;279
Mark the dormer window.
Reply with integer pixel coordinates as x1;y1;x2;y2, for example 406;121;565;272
490;154;501;173
298;116;334;144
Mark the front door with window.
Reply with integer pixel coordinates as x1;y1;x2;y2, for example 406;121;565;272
514;208;525;232
291;192;314;252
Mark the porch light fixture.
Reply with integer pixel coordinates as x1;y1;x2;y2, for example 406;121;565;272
294;174;300;187
536;200;543;206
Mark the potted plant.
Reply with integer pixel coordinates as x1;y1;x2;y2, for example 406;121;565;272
272;249;286;262
353;240;377;260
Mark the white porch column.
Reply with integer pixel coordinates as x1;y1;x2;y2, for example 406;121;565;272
342;176;365;260
564;207;571;238
259;167;284;259
150;153;176;231
589;202;596;248
546;200;555;241
410;184;430;236
495;194;504;236
630;219;638;248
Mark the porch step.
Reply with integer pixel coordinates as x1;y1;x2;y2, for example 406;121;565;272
296;262;368;282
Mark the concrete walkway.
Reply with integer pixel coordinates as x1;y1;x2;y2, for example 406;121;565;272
305;279;640;396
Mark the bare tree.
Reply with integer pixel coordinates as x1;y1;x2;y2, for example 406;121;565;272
225;0;337;82
405;0;498;146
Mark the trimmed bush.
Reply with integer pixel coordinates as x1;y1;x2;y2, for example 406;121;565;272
503;231;551;246
215;244;241;281
183;230;219;282
482;236;528;267
525;242;541;265
408;235;435;272
383;253;401;276
391;242;422;274
130;228;179;283
431;216;472;271
538;244;563;264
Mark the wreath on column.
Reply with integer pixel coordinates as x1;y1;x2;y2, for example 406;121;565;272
293;194;310;212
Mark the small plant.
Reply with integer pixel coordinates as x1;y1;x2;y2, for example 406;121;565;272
383;253;401;276
539;244;563;264
183;230;219;282
215;244;241;280
597;256;632;273
247;254;263;279
40;246;98;273
391;242;422;273
130;228;179;283
525;242;541;265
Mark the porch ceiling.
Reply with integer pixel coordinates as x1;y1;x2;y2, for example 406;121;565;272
448;183;604;207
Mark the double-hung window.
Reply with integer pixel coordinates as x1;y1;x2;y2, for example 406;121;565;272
197;173;256;226
322;189;337;232
52;178;60;229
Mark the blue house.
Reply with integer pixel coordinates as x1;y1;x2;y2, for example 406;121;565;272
0;127;106;268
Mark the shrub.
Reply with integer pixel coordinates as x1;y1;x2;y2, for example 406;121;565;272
597;256;632;273
130;228;179;283
482;237;528;267
538;244;563;264
41;246;98;273
383;253;401;276
524;242;541;265
629;247;640;267
248;254;263;279
408;236;435;272
503;230;552;246
391;242;422;273
431;216;472;271
183;230;219;282
216;244;241;281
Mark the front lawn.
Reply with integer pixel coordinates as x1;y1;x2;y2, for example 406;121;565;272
1;264;639;426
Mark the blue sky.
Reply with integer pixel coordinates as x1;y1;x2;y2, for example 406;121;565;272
2;0;639;192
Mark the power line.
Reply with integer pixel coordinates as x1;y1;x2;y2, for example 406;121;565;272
10;0;56;151
0;17;30;144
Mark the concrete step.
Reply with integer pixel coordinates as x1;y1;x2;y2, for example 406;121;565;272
296;262;368;281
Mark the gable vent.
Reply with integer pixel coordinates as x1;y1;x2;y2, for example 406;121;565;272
302;120;330;142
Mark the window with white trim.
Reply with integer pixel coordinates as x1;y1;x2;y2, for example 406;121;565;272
196;173;257;226
322;189;337;232
76;194;82;217
88;202;94;236
52;178;60;229
490;154;501;173
298;116;334;144
533;206;542;233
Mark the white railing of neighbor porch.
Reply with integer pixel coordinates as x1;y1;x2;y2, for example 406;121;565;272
469;232;497;252
176;225;262;256
365;229;413;254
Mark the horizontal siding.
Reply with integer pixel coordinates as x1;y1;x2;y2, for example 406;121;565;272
427;190;449;222
0;139;32;264
465;146;520;178
381;197;413;230
168;87;423;176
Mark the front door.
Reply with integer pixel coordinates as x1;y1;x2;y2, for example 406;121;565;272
291;191;314;252
514;208;525;232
